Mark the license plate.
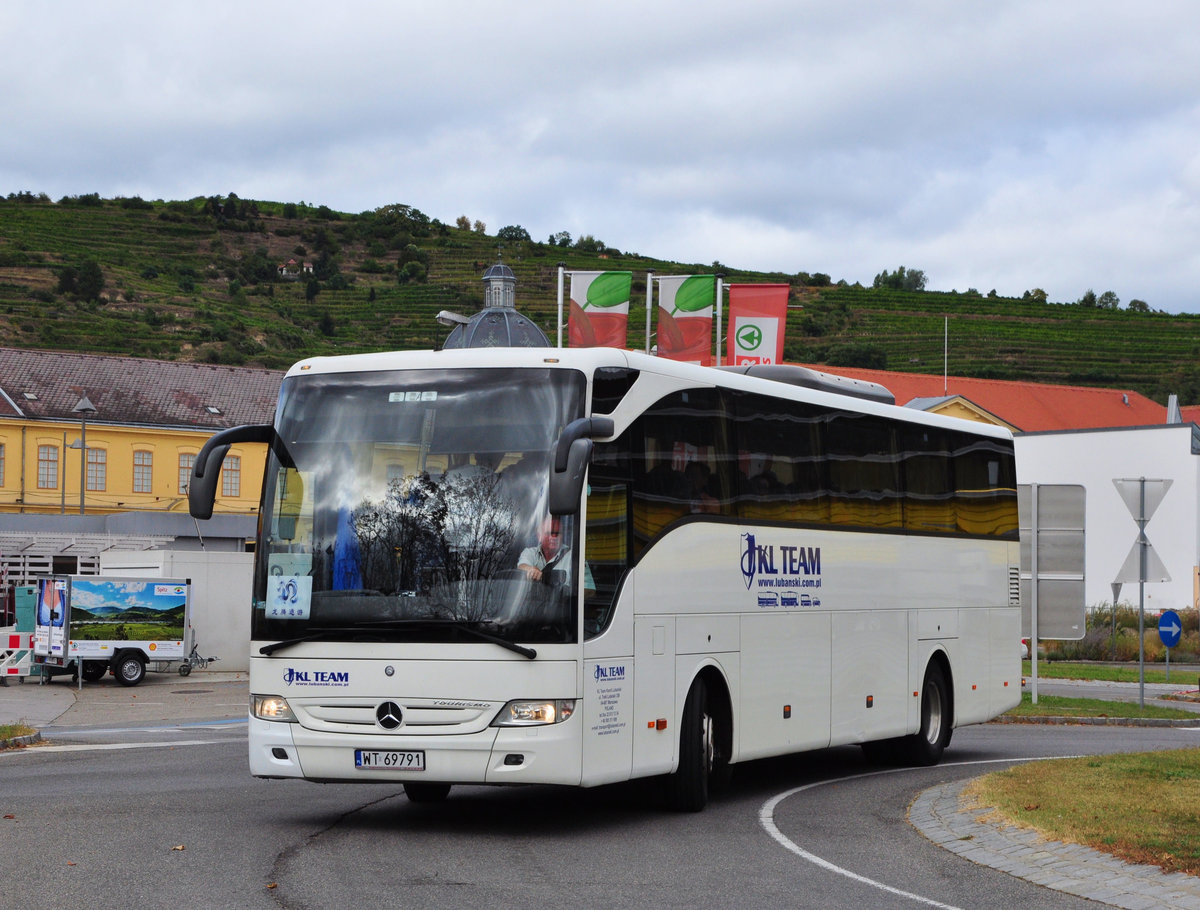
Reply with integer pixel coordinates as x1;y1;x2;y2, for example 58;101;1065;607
354;749;425;771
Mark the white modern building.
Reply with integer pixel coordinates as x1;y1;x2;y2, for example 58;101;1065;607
1015;423;1200;613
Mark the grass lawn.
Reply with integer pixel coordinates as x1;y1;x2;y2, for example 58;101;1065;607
1005;692;1197;720
1024;660;1199;686
0;722;36;743
966;748;1200;875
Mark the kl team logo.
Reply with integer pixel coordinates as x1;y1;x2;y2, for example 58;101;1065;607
284;667;350;686
741;532;760;589
740;532;822;600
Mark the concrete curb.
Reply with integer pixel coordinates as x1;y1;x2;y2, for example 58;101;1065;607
993;715;1200;727
0;732;43;750
910;779;1200;910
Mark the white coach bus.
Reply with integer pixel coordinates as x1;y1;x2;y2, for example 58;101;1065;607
189;347;1021;811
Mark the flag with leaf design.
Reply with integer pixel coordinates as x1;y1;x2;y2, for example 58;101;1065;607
568;271;632;348
657;275;715;365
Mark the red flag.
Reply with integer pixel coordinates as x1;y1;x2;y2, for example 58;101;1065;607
568;271;632;348
657;275;715;365
727;284;789;365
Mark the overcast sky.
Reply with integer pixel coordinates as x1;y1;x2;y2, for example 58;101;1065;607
5;1;1200;311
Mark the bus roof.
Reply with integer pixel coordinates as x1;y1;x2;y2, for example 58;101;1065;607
284;347;1014;442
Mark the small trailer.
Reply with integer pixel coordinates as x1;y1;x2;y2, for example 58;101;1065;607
32;575;192;687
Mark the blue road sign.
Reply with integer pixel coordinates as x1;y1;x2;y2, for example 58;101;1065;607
1158;610;1182;649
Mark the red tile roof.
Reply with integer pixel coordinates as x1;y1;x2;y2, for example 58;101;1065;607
797;364;1168;432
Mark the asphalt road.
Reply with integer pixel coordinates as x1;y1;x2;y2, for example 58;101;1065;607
3;708;1197;910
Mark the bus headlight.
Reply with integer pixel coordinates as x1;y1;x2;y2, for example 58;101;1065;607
492;699;576;726
252;694;297;722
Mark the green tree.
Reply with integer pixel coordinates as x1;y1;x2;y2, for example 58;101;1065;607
573;234;606;253
1097;290;1120;310
56;265;79;296
872;266;926;292
398;261;427;284
497;225;531;242
305;279;320;302
1077;289;1097;307
455;215;471;230
1128;298;1150;312
77;259;105;301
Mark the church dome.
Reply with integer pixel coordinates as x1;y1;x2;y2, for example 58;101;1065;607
441;307;550;349
440;261;550;348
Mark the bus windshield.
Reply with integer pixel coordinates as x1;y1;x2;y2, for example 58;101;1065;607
253;367;587;649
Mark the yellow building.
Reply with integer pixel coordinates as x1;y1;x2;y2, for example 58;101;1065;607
1;348;282;581
0;348;280;516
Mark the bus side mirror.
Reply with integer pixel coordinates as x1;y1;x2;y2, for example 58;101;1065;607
189;424;274;520
549;438;593;515
548;416;614;516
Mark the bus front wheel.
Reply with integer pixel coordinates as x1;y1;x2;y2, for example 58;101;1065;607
666;678;723;812
903;662;951;765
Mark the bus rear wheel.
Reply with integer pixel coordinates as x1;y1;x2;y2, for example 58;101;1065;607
666;678;726;812
903;663;951;765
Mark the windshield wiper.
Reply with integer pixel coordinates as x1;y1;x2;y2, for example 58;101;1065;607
358;619;538;659
259;619;537;659
259;626;386;655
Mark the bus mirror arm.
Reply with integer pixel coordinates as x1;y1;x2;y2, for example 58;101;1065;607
189;423;273;520
549;417;614;516
553;417;614;473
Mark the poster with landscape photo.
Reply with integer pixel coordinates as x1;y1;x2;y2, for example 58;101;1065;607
67;578;188;643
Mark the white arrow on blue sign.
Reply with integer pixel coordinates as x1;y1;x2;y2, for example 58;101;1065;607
1158;609;1182;649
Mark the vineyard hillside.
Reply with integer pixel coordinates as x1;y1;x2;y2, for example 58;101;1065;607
1;193;1198;405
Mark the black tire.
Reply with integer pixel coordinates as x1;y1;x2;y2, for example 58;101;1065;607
114;653;146;687
665;678;724;812
80;661;108;682
178;663;191;677
403;782;451;803
902;662;951;766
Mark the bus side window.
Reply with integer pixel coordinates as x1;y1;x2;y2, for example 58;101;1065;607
730;391;829;526
630;389;736;546
585;441;630;639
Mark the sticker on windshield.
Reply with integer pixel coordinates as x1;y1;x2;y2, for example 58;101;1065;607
266;575;313;620
389;390;438;403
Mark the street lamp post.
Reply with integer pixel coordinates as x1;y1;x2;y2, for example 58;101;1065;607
72;394;97;515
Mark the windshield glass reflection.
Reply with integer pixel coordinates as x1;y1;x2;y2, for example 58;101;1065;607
254;367;586;646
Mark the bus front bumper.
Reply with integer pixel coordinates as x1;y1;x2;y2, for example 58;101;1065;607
249;716;583;786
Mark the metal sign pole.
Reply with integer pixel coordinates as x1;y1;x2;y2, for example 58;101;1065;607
1138;477;1146;708
1030;484;1039;705
1113;476;1172;710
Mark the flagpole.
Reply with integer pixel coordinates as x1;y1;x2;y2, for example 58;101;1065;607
556;263;565;348
943;316;948;395
715;274;724;366
642;271;652;353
